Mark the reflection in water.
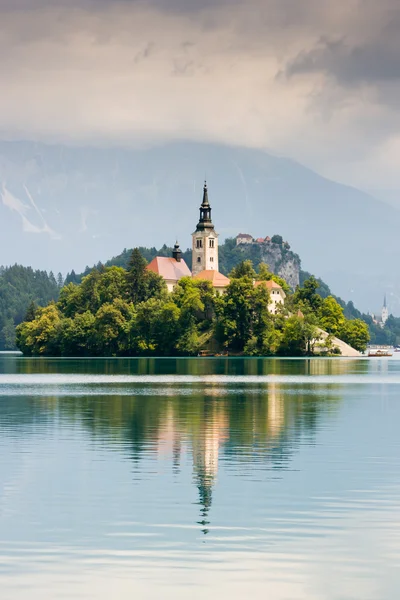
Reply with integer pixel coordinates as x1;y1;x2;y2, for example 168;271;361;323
1;356;400;599
0;378;342;534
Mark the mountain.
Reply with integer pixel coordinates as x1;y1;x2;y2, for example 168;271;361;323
0;139;398;313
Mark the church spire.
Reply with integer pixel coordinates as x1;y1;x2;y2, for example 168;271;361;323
384;294;387;308
201;180;210;207
196;181;213;231
172;240;182;262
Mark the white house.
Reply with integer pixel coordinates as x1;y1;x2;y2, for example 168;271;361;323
254;280;286;314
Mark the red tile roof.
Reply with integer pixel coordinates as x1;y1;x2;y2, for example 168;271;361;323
147;257;191;281
256;237;264;243
193;270;230;287
254;280;283;290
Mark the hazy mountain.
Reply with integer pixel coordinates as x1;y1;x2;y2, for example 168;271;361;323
0;139;398;313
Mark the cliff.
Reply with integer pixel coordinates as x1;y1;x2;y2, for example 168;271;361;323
219;238;301;290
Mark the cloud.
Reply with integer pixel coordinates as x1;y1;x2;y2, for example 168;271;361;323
285;15;400;87
0;0;400;187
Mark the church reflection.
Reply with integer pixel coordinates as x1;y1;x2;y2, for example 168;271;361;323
0;369;346;534
191;400;227;534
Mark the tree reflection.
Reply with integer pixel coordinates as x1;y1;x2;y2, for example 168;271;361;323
0;359;350;533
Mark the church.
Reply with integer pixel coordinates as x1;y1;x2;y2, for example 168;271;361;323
147;181;230;293
147;181;285;310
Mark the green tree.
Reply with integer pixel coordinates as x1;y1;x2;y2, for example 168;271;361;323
0;265;59;350
293;276;323;313
229;260;256;280
59;311;96;356
216;278;271;352
96;267;128;305
94;300;133;356
319;296;345;335
25;301;37;322
0;318;16;350
340;319;370;352
278;315;318;356
126;248;166;304
271;234;283;245
16;304;61;355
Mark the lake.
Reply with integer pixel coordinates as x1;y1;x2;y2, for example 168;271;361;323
1;354;400;599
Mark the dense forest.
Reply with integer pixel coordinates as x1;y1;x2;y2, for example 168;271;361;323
0;265;61;350
16;251;370;357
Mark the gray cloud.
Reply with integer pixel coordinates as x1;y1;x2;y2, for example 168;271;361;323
286;36;400;85
0;0;400;188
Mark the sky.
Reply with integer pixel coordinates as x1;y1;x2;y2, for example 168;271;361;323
0;0;400;193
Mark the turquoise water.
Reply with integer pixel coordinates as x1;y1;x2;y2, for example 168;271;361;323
1;355;400;599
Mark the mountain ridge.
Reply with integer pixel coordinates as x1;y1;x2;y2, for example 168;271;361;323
0;139;398;313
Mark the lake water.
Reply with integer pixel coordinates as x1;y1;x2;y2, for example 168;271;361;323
1;355;400;600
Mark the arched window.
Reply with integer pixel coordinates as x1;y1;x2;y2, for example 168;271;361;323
197;257;201;263
209;239;214;248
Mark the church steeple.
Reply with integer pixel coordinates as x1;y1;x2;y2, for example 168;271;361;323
172;240;182;262
192;180;219;276
382;293;389;325
196;181;214;231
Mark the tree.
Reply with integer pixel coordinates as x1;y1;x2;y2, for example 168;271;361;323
229;260;256;280
16;304;61;355
293;276;323;313
0;318;16;350
57;272;64;289
0;264;60;351
126;248;149;304
96;267;128;305
318;296;345;335
278;315;318;356
134;299;180;354
126;248;166;304
216;278;271;352
59;311;96;356
25;301;37;322
271;234;283;245
94;300;133;356
340;319;370;352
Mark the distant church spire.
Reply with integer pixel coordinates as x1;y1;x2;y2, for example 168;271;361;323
382;293;389;326
196;181;214;231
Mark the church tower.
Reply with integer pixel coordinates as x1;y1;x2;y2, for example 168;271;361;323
192;181;219;276
382;294;389;325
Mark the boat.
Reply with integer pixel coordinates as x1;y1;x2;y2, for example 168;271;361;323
367;346;393;357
